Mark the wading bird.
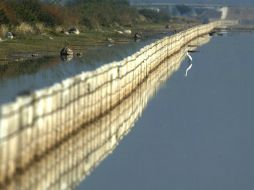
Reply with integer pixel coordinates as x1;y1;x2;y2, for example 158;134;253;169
186;51;193;61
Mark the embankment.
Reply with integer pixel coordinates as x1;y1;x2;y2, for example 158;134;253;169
1;34;212;190
0;21;222;187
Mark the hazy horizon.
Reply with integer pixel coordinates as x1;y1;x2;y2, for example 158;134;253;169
130;0;254;6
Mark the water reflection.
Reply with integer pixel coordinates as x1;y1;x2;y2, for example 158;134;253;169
185;61;193;77
60;55;74;62
0;35;169;105
0;56;59;80
1;35;211;190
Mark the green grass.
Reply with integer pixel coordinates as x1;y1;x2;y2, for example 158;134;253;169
0;29;132;63
0;21;198;64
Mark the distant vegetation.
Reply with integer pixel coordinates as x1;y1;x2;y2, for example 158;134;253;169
1;0;83;27
0;0;172;35
75;0;139;28
175;5;193;15
138;9;170;23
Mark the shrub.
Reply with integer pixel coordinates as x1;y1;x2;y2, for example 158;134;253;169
78;0;138;29
0;0;161;31
0;1;18;24
12;0;42;23
0;10;9;24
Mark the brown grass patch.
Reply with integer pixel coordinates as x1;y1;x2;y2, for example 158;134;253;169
15;23;35;35
0;25;8;37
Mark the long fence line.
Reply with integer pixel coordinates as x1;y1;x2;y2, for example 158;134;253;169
0;21;222;186
1;39;196;190
2;34;212;189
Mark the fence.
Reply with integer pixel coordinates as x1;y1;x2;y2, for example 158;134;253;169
1;34;212;190
0;21;222;187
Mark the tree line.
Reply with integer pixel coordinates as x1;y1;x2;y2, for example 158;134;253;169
0;0;171;29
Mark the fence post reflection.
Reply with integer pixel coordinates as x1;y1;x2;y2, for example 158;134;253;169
0;22;222;189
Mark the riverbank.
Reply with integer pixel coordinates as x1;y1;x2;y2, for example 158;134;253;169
226;24;254;32
0;20;199;65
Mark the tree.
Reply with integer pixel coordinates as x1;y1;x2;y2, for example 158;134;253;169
0;10;9;24
139;9;170;23
176;5;192;15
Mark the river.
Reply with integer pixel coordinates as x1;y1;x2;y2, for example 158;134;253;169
0;33;170;105
77;32;254;190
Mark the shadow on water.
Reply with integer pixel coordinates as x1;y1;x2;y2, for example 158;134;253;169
0;35;211;190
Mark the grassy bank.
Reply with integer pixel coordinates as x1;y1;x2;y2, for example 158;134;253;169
0;0;200;64
0;18;200;64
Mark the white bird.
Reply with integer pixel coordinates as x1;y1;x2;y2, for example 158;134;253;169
186;51;193;61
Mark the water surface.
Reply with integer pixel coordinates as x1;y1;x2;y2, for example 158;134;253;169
0;32;170;105
77;32;254;190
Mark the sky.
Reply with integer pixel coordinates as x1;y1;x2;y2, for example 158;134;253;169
54;0;254;6
130;0;254;6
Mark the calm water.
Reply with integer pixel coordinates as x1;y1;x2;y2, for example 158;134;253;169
0;33;170;105
77;32;254;190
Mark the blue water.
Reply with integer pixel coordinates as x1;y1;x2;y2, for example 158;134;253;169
0;32;170;105
77;32;254;190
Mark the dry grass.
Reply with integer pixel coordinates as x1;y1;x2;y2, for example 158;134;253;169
0;25;8;38
15;23;35;35
54;26;64;33
0;21;191;64
35;23;46;34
